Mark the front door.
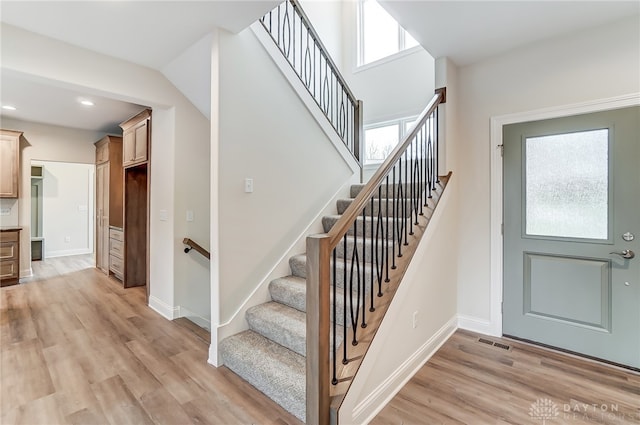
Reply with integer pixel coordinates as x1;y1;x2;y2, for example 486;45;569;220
503;106;639;369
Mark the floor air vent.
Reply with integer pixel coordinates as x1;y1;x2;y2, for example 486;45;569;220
477;338;511;351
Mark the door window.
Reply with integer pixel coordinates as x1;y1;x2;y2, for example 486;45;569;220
524;128;610;240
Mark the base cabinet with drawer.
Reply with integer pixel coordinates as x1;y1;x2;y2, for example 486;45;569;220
109;227;124;281
0;228;21;287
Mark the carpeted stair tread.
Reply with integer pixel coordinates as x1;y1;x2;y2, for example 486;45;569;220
269;275;357;328
269;276;307;313
247;302;307;356
289;254;376;292
219;330;306;422
337;198;423;217
322;214;404;237
350;182;431;198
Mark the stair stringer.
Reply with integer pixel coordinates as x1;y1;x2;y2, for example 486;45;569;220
210;175;359;367
336;174;458;424
250;22;362;178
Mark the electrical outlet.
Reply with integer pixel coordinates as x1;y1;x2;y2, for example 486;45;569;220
412;311;418;329
64;236;71;243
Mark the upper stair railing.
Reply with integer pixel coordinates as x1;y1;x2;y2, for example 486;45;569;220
306;88;447;424
260;0;363;164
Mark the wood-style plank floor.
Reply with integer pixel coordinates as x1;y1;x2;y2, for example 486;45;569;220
1;266;301;424
3;262;639;424
371;330;640;425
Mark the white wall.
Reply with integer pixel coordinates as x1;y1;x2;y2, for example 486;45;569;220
32;160;94;258
213;27;354;324
454;15;640;332
0;117;99;275
340;1;435;124
1;24;210;319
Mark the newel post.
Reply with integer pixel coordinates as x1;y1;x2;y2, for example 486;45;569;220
354;100;364;163
306;234;331;425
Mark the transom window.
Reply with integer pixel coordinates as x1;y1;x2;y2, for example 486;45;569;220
358;0;419;66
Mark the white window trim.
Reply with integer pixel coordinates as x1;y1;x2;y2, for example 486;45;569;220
356;0;421;69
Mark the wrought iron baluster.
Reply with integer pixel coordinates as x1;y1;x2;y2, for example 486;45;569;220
370;196;375;311
349;215;360;346
391;167;397;269
332;248;337;385
361;208;367;329
435;107;440;184
342;234;348;365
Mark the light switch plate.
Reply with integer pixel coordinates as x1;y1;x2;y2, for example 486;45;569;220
0;208;10;216
186;210;194;222
245;178;254;193
159;209;168;221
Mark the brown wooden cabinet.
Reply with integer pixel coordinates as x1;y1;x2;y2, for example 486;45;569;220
94;135;123;276
109;226;124;281
0;228;21;286
120;110;151;294
121;109;150;168
0;130;22;198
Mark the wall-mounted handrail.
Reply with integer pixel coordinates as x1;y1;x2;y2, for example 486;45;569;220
259;0;363;164
306;88;447;424
183;238;210;260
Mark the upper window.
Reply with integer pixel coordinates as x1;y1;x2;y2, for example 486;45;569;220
359;0;419;66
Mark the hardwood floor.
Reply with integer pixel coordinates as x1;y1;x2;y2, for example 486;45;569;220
21;254;95;283
371;330;640;425
1;267;301;424
3;267;639;425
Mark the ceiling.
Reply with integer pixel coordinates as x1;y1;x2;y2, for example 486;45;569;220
380;0;640;66
1;1;638;134
0;0;279;134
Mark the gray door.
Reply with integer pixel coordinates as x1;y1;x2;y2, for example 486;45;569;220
503;106;639;369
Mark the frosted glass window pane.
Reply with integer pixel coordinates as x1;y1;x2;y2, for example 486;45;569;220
365;124;399;164
363;0;399;64
525;129;609;239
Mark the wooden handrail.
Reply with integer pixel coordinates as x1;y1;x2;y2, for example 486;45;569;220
183;238;210;260
327;88;445;248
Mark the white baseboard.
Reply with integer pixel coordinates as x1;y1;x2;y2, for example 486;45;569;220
45;248;92;258
177;306;211;331
148;296;179;320
352;315;458;424
457;314;500;337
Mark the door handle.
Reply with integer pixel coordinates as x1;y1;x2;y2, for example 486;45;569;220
609;249;635;259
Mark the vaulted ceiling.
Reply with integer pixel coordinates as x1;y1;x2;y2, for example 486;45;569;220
379;0;639;66
1;1;638;133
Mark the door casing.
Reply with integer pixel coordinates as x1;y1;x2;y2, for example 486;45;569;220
473;94;640;338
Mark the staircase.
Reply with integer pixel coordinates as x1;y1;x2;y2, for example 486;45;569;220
219;178;447;422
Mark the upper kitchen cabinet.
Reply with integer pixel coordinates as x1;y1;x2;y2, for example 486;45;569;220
120;109;151;168
0;129;22;198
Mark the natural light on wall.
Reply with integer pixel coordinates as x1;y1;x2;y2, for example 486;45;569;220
359;0;419;66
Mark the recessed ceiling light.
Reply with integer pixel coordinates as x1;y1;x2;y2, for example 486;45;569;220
2;105;17;111
80;100;94;106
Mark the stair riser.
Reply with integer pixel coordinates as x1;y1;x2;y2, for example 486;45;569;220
350;181;437;198
323;215;418;238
